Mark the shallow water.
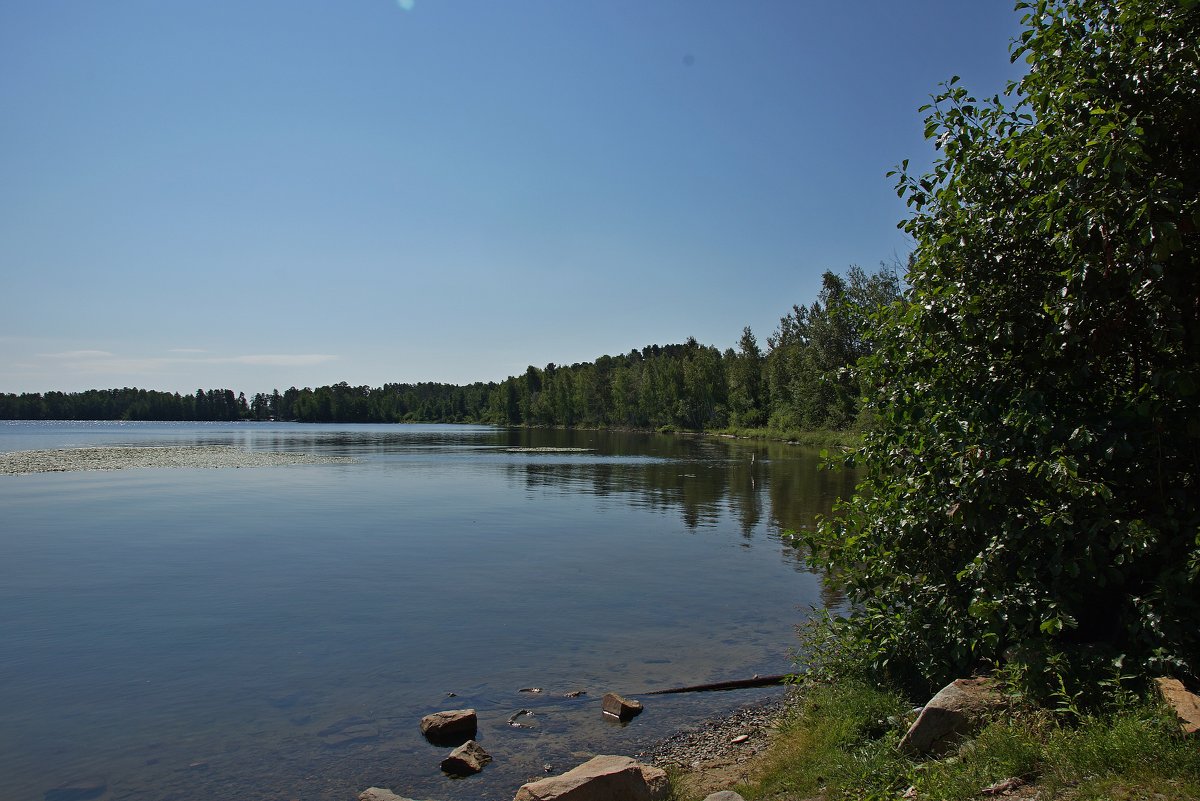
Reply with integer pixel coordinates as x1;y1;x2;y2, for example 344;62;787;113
0;421;855;801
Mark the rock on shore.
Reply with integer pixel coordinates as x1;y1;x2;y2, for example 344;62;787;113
515;755;669;801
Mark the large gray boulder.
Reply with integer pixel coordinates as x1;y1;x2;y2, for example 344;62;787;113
898;677;1003;756
420;708;477;742
514;755;669;801
441;739;492;775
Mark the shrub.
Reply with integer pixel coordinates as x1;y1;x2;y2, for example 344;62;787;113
807;0;1200;697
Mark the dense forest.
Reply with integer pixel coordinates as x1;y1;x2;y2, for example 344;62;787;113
0;264;900;431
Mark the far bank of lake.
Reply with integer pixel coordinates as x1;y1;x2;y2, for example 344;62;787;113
0;421;856;801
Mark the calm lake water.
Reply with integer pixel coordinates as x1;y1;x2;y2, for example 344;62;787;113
0;421;855;801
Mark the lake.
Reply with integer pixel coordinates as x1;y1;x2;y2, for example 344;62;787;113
0;421;856;801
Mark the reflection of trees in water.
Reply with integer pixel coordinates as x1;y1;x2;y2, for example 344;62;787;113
513;461;727;530
725;457;762;539
500;430;855;606
763;445;858;536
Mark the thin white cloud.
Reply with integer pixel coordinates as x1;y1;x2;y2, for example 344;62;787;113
43;350;115;360
217;354;337;366
23;349;337;375
36;350;335;366
60;356;173;373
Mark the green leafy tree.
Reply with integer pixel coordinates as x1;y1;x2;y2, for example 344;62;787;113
502;379;521;425
677;337;726;429
765;303;811;430
766;266;899;430
728;327;767;427
809;0;1200;695
611;356;641;427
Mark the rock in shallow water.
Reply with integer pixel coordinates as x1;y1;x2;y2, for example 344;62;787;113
441;739;492;775
420;708;477;742
601;692;643;721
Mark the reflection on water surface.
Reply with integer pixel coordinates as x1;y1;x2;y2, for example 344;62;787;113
0;422;855;801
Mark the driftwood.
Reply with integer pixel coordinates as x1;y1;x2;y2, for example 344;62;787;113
641;674;790;695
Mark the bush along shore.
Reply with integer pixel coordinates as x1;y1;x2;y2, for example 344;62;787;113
709;0;1200;799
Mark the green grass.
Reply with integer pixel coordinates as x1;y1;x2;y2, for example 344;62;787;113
1042;710;1200;799
739;680;911;801
715;680;1200;801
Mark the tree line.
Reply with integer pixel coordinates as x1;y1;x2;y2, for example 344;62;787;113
0;387;251;422
0;264;900;430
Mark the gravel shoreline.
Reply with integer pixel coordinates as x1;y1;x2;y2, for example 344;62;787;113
638;690;797;798
0;445;356;475
641;692;792;769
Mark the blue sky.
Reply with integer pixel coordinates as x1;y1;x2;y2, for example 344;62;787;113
1;1;1026;395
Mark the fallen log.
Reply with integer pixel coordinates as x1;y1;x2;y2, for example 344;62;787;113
641;674;790;695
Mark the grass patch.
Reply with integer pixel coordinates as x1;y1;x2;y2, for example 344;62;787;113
741;680;910;801
723;680;1200;801
1041;708;1200;799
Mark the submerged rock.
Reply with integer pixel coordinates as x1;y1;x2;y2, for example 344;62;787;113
317;715;380;747
43;779;107;801
508;709;536;728
320;722;379;747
